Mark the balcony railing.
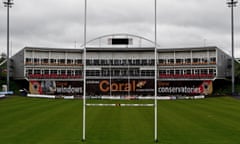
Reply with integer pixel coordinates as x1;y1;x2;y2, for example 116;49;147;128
25;62;83;66
158;62;216;66
27;74;83;79
159;74;215;79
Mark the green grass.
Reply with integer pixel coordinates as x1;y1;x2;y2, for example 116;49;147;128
0;96;240;144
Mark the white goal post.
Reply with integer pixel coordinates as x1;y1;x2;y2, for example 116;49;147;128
82;0;158;142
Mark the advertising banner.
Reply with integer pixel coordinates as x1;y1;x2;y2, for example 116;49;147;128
86;79;154;96
29;80;83;95
29;80;212;96
158;80;213;96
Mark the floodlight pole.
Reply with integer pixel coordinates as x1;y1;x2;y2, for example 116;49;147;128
154;0;158;142
82;0;87;141
227;0;238;95
3;0;14;91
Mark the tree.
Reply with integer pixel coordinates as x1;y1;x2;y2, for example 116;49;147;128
0;53;7;62
235;61;240;82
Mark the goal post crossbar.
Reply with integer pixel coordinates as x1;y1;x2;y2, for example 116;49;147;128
86;103;154;107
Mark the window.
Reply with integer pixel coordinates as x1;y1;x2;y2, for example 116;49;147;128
34;69;41;74
176;59;183;64
122;60;128;65
201;69;208;74
132;59;137;65
168;59;174;64
210;57;216;63
128;59;132;65
142;59;147;65
86;70;92;76
94;59;99;65
34;58;40;64
41;59;48;64
95;70;100;76
102;69;109;76
209;69;216;75
186;70;191;74
75;59;82;64
26;69;33;75
67;70;71;75
109;59;112;65
193;58;199;63
110;38;131;45
150;59;155;65
194;69;199;74
159;70;166;74
50;59;57;64
159;59;165;64
75;70;82;75
185;58;191;64
136;59;140;65
113;69;120;76
129;68;140;76
51;70;58;74
43;70;49;74
175;70;180;74
113;59;120;65
141;70;154;76
25;58;32;63
202;58;208;63
59;59;65;64
60;70;66;75
86;60;91;65
67;59;74;64
122;69;127;76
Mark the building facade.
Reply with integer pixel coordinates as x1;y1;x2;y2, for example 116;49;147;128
11;34;231;97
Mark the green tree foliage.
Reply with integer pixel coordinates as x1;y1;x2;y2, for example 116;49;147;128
0;53;7;62
234;61;240;93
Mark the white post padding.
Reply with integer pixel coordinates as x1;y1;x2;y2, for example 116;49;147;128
0;95;6;98
27;94;56;99
63;96;74;99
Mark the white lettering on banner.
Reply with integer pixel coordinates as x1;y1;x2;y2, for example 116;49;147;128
158;87;201;94
136;89;154;92
99;80;149;92
56;87;83;93
87;80;99;84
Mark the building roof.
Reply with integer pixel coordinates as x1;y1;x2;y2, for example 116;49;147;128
23;47;83;53
86;47;155;52
16;34;228;56
157;46;218;52
84;33;158;48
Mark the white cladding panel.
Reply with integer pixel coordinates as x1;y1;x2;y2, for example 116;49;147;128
25;50;83;59
87;52;154;59
209;51;216;57
50;52;65;59
34;51;49;58
66;52;82;59
175;52;191;58
158;52;174;59
192;51;207;58
25;51;33;58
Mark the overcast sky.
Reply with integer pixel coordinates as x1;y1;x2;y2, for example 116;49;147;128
0;0;239;56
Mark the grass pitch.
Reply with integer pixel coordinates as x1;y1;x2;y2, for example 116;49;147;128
0;96;240;144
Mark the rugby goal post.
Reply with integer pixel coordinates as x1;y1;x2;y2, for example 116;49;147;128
82;0;158;142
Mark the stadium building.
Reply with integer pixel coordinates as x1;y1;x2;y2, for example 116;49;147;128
11;34;231;98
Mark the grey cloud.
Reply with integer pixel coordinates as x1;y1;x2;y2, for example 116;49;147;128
0;0;239;56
